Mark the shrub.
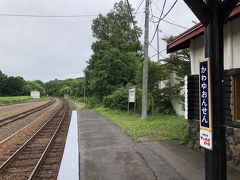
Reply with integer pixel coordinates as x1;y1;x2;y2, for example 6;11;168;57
103;86;176;115
103;87;128;110
151;87;177;115
103;87;143;111
157;100;175;114
85;96;100;108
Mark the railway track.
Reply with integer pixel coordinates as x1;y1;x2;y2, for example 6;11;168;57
0;98;55;128
0;99;69;179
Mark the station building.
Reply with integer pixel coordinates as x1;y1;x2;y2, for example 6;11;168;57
167;4;240;169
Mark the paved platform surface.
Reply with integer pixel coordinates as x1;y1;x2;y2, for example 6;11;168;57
78;110;240;180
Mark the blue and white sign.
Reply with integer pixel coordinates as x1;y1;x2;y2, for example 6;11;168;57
199;58;213;150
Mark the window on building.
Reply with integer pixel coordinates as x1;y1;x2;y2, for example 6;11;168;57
234;75;240;121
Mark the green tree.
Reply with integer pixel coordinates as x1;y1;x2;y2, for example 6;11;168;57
134;35;190;114
3;76;25;96
0;70;7;96
45;79;62;96
23;81;46;95
135;61;172;91
85;1;142;98
153;36;190;114
68;78;85;97
162;36;191;81
59;86;71;97
44;78;85;97
34;80;45;88
135;60;175;114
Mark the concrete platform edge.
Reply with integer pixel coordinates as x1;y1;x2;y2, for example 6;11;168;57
57;110;79;180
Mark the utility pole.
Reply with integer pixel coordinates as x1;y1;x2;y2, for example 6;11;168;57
157;28;160;62
183;0;239;179
142;0;150;120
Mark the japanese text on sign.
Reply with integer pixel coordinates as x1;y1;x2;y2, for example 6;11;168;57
199;58;212;150
199;60;211;130
200;129;213;149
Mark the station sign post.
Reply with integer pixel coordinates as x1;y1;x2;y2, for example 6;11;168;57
182;0;239;178
199;58;213;150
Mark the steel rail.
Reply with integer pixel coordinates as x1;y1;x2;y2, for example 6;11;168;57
0;98;55;127
0;98;60;145
0;98;54;122
28;101;69;179
0;99;66;174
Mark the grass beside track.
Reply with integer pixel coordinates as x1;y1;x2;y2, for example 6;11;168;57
68;98;86;109
95;107;189;143
0;96;33;105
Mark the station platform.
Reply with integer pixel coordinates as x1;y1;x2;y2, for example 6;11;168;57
58;110;240;180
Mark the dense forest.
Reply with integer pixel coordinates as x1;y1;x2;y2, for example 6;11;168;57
0;70;85;98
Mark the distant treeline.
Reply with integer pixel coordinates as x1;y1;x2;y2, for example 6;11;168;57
0;70;85;97
45;78;85;97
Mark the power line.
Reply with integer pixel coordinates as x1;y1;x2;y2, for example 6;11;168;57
149;2;165;61
158;29;172;36
149;0;154;20
150;0;178;43
157;0;167;23
0;11;144;19
135;11;145;14
161;19;187;29
0;13;98;18
149;39;166;59
148;17;170;59
134;0;145;14
150;49;166;59
152;0;180;26
149;0;167;43
149;43;165;55
148;2;166;59
151;14;187;29
126;0;140;38
160;0;178;21
149;43;158;52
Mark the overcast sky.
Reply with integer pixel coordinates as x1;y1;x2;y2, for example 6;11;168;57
0;0;198;82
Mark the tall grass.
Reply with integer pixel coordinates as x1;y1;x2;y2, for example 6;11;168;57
96;107;189;143
0;96;32;105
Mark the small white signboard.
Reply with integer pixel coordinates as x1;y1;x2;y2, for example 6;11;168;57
128;88;135;103
200;129;213;150
30;90;40;99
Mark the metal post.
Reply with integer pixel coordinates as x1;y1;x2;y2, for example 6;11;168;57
134;101;136;117
182;0;238;179
157;28;160;62
204;1;226;178
142;0;150;119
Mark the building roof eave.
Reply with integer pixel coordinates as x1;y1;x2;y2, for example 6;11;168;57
167;3;240;53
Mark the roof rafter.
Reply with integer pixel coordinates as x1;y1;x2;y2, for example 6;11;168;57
183;0;210;26
222;0;239;22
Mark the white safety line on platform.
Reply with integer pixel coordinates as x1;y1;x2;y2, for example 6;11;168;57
57;110;79;180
